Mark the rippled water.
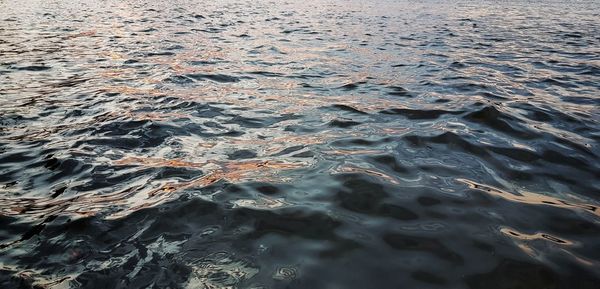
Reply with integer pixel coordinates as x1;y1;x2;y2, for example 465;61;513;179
1;0;600;288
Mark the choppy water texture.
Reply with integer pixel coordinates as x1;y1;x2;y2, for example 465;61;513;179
1;0;600;288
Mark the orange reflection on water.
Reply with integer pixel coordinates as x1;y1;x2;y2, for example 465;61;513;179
499;226;598;267
114;157;207;168
500;227;573;245
116;159;306;219
0;185;145;220
335;165;399;185
0;158;306;223
458;178;599;218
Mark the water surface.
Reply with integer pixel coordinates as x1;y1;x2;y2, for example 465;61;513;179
1;0;600;288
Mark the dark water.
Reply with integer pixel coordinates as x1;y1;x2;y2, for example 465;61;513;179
1;0;600;288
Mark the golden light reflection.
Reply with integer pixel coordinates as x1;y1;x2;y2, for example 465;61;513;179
500;227;573;245
458;178;599;218
334;165;400;184
499;226;598;267
114;157;206;168
0;158;307;222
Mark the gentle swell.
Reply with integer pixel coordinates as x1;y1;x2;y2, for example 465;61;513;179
0;0;599;288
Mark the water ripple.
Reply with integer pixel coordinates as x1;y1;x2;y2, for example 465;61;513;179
1;0;600;288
